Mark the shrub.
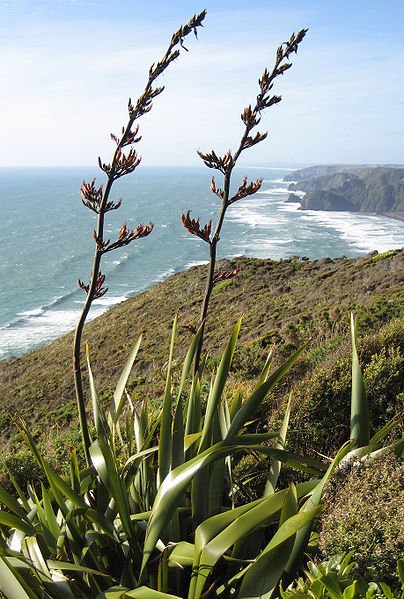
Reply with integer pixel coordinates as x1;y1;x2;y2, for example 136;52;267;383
1;449;46;492
281;552;404;598
287;318;404;459
320;452;404;590
0;320;332;598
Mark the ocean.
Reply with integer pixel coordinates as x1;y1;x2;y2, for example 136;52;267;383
0;165;403;360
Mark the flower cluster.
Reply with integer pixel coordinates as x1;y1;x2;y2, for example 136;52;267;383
98;147;142;181
81;179;122;214
229;177;263;205
181;211;211;243
110;124;142;148
78;272;108;299
210;177;224;201
213;267;239;285
90;222;153;256
197;150;234;175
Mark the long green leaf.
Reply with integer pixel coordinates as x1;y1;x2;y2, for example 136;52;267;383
96;587;131;599
171;326;203;476
185;376;202;439
0;510;35;536
319;574;344;599
167;541;195;568
199;317;242;452
143;437;322;577
255;346;274;388
3;466;31;513
16;420;87;553
125;587;182;598
142;437;280;576
190;491;289;599
0;556;43;599
265;393;293;496
350;313;369;447
369;417;398;445
123;446;159;476
177;325;203;402
191;483;315;599
226;342;308;438
236;485;298;598
90;440;134;544
257;445;326;476
238;507;321;599
110;333;142;425
0;485;28;520
25;537;51;579
86;344;109;441
284;441;352;580
171;398;185;471
158;315;177;486
34;484;60;551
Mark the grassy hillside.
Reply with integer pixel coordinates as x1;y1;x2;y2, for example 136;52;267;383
0;248;402;463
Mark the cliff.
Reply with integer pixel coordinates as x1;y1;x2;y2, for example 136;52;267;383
284;166;404;214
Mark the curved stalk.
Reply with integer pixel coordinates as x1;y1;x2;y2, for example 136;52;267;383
73;11;206;465
188;28;307;376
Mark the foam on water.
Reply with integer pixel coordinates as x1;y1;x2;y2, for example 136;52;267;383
185;260;210;269
1;309;87;359
300;210;404;253
0;296;128;359
266;187;291;194
1;165;402;360
17;308;45;318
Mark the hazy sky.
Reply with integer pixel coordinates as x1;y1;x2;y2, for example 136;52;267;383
0;0;403;167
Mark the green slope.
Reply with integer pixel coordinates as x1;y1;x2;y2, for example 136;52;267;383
0;249;403;468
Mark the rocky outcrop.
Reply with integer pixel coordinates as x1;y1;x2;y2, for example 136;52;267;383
287;193;302;203
299;190;357;211
284;166;404;214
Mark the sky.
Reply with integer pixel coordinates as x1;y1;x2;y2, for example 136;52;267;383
0;0;403;167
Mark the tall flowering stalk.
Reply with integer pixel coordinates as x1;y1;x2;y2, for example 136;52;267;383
74;11;206;465
181;28;307;374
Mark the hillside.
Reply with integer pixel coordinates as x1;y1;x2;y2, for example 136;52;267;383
285;165;404;214
0;249;403;466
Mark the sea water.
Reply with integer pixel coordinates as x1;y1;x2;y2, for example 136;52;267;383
0;165;403;360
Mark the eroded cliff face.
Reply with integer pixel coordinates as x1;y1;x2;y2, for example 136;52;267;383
299;189;358;211
285;165;404;214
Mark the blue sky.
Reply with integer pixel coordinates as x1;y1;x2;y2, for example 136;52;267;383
0;0;403;166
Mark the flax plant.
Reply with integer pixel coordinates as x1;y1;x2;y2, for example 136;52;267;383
73;11;206;465
2;315;399;597
181;28;307;374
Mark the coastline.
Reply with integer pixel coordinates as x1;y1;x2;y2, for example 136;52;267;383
381;212;404;223
2;166;403;362
2;246;404;365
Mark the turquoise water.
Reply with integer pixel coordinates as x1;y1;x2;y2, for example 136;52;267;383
0;165;403;359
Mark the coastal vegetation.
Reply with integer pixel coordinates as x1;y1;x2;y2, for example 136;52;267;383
0;10;403;599
0;251;403;597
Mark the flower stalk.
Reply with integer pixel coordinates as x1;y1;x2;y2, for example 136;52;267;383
182;28;308;375
73;11;206;465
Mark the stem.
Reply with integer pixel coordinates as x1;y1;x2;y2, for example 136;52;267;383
73;11;206;465
193;172;232;375
73;176;114;465
192;29;307;375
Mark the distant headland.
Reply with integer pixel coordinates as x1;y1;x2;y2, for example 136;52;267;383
284;165;404;221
